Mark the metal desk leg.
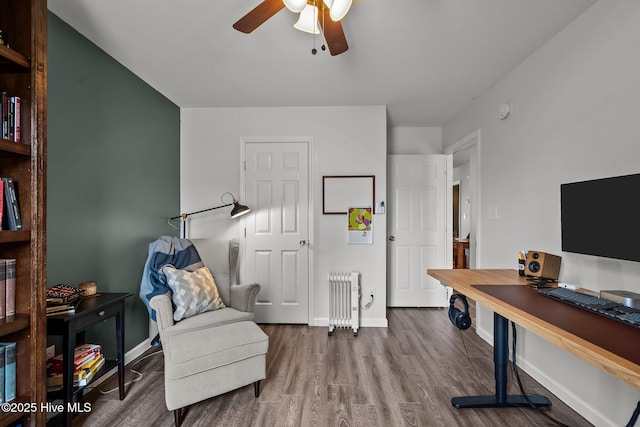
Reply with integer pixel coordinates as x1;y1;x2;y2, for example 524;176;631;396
451;312;552;409
116;301;126;400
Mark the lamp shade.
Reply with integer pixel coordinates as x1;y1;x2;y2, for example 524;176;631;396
283;0;306;13
294;4;320;34
230;201;251;218
327;0;351;21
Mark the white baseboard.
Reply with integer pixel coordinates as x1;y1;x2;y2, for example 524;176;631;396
514;348;614;427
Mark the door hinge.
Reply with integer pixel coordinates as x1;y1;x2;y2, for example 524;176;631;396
244;228;246;237
244;161;246;171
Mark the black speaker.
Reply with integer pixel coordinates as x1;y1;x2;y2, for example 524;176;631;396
449;293;471;330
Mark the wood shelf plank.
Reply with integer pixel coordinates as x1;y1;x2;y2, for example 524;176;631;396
0;139;31;156
0;230;30;243
0;313;30;336
0;44;30;68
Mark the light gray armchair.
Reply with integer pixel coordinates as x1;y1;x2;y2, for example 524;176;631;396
149;239;268;426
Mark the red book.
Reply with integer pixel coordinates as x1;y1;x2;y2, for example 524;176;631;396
73;343;101;362
48;344;102;374
48;354;95;374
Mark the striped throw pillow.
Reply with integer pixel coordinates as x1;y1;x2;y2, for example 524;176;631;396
163;265;226;321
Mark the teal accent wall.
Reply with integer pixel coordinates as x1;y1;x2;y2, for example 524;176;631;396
47;12;180;354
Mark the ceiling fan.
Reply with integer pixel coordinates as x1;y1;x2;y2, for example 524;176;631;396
233;0;350;56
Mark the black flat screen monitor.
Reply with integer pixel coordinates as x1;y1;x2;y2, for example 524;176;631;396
561;173;640;262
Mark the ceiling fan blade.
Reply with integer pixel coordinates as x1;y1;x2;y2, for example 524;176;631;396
233;0;285;34
318;7;349;56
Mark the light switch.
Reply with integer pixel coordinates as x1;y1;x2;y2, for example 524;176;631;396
488;206;500;220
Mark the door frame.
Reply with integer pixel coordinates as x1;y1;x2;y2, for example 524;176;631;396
445;129;481;269
239;136;315;325
452;180;461;241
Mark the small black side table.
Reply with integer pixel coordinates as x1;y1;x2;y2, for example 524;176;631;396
47;292;132;426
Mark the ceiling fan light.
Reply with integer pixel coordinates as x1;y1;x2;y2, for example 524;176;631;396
293;4;320;34
329;0;352;21
283;0;307;13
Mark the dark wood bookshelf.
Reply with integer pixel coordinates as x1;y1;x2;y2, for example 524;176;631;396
0;0;47;426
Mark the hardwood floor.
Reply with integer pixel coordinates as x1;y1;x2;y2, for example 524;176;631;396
71;307;592;426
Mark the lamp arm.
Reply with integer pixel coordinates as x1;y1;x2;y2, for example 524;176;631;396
168;193;249;239
169;203;234;221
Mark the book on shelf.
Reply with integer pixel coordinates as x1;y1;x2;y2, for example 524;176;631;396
0;260;5;319
46;295;82;317
1;92;7;140
9;96;19;143
1;178;21;231
47;343;101;375
0;93;21;142
73;343;102;363
0;179;3;229
0;342;16;402
2;259;15;317
7;96;13;142
0;344;4;403
47;345;104;388
77;354;105;386
46;304;75;317
47;356;105;389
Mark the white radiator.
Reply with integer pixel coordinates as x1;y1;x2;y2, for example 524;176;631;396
328;271;360;336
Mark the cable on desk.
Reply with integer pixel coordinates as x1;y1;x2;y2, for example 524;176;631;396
510;322;537;409
626;400;640;427
510;321;570;427
457;328;493;394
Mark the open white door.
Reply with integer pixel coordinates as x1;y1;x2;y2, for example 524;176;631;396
388;155;448;307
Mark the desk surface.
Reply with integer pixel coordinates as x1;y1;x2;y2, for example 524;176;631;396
428;269;640;390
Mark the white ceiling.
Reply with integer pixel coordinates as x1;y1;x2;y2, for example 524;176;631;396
48;0;597;127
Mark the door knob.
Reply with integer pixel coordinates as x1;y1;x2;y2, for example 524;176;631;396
300;240;307;246
389;236;395;241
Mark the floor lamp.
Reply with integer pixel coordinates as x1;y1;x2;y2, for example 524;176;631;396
170;192;250;238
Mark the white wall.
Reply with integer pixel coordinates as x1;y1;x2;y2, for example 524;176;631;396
442;1;640;426
388;126;442;154
180;106;388;328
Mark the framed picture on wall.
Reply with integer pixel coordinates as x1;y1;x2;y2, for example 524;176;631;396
322;175;375;215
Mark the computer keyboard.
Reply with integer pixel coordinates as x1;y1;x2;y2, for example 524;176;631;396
537;287;640;329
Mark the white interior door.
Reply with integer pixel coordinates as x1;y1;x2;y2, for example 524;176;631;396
243;140;310;323
388;155;448;307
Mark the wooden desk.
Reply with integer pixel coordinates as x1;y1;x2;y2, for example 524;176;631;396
47;292;132;426
428;269;640;408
